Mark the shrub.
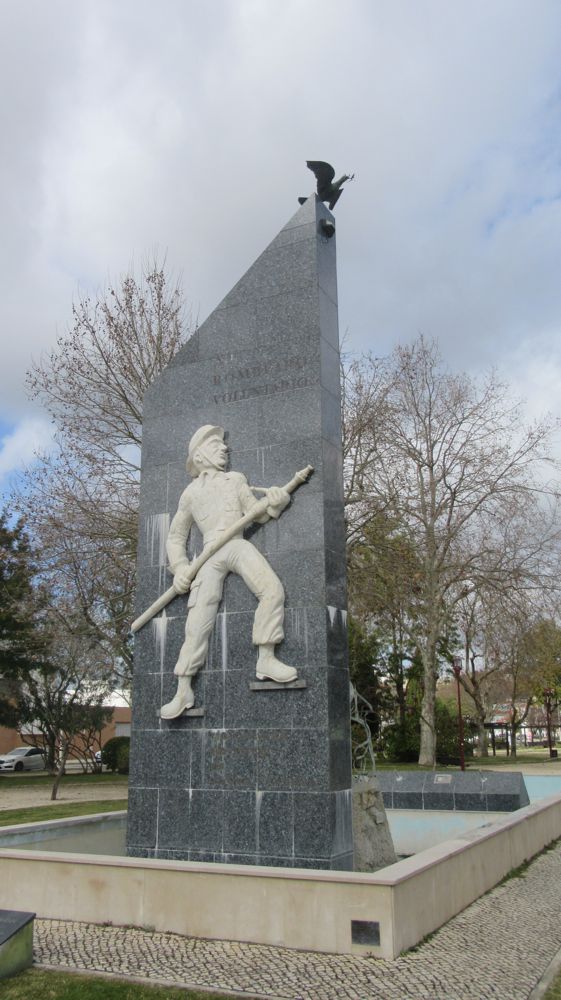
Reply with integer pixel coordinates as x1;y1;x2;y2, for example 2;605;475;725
115;741;130;774
380;700;475;764
102;737;130;773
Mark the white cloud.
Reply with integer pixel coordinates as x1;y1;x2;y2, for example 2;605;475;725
0;419;53;478
1;0;561;445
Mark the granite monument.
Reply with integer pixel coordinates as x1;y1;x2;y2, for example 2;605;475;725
127;194;353;869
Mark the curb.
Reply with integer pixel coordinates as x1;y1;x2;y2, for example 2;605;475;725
35;963;289;1000
528;944;561;1000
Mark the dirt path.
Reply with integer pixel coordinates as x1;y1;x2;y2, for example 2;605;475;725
0;779;128;811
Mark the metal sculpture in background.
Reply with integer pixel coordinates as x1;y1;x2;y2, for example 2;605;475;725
350;682;377;772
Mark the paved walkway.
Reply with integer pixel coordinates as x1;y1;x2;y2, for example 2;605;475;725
35;837;561;1000
0;778;127;811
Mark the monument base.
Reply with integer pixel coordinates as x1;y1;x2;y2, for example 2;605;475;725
127;779;354;870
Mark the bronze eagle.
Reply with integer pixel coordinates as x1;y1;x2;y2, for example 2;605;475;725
299;160;354;210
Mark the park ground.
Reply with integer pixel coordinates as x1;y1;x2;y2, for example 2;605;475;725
2;757;561;998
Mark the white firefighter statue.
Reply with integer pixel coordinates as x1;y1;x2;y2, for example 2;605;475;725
158;425;302;719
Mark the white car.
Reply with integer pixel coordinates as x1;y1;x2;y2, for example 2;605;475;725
0;747;46;772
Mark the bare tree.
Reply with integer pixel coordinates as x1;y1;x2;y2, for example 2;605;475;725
498;612;561;757
13;259;192;684
343;337;561;766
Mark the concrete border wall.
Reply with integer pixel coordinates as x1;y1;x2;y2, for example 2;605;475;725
0;793;560;960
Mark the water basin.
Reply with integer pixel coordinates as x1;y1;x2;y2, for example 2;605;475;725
0;812;126;856
2;774;561;859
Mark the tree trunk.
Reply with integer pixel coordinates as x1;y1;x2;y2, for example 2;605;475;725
418;631;438;766
460;673;489;758
510;725;517;759
45;739;58;775
472;692;488;757
50;739;69;801
396;672;406;729
418;673;437;766
477;718;488;757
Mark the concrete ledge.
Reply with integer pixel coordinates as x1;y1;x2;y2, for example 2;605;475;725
0;910;35;980
0;794;560;960
377;769;530;811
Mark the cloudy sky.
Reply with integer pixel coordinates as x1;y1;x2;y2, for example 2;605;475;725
1;0;561;499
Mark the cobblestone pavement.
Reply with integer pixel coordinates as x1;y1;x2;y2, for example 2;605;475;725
35;840;561;1000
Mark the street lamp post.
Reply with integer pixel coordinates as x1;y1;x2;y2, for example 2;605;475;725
452;657;465;772
543;689;557;759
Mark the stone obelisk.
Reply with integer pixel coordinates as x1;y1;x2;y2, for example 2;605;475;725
127;195;353;869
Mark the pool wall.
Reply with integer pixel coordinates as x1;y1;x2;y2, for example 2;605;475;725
1;792;561;959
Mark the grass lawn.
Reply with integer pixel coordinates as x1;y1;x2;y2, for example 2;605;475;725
544;967;561;999
375;748;558;770
475;751;555;766
0;800;127;826
1;968;246;1000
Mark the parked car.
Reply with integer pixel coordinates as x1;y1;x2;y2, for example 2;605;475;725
0;747;46;772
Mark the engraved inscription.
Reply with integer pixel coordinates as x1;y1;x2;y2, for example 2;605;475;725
213;356;310;386
214;374;317;404
212;354;318;404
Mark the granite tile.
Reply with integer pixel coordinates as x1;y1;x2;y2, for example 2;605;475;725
126;788;158;849
258;729;330;792
267;550;326;608
203;730;227;788
256;386;322;448
187;790;225;851
257;791;294;857
157;789;190;850
193;302;320;365
216;239;319;312
200;670;225;729
128;729;162;788
231;439;324;498
320;336;342;399
321;386;344;448
423;791;454;811
130;672;162;728
223;791;258;853
318;287;340;350
329;737;353;790
321;438;345;503
225;672;293;730
223;730;258;790
293;793;333;859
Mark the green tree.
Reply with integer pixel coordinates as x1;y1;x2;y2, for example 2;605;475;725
0;515;43;679
348;616;394;768
1;625;113;785
348;513;420;731
0;520;115;791
508;616;561;757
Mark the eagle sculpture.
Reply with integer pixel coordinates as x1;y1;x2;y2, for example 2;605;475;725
299;160;354;210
